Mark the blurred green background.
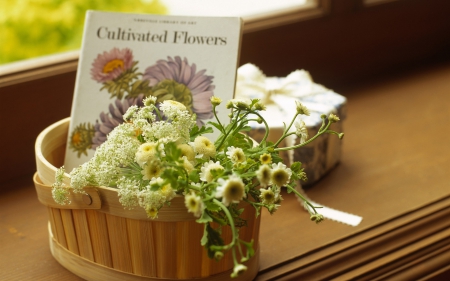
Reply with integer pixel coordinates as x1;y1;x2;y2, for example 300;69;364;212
0;0;167;65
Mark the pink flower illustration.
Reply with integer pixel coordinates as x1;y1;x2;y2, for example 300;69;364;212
91;48;134;83
143;56;215;125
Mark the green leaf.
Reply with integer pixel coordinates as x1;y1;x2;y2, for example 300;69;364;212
196;210;213;223
204;200;221;212
203;223;224;258
207;121;225;133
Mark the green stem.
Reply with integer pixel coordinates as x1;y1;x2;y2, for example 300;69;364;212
249;111;270;145
212;199;237;248
273;113;299;147
215;109;240;151
284;185;319;215
274;120;332;152
213;105;224;133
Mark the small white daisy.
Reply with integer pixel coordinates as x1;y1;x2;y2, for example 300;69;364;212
295;100;310;116
200;160;224;182
226;146;246;164
259;188;275;205
184;191;204;217
271;162;292;187
215;174;246;206
294;119;308;144
142;160;163;180
256;164;272;188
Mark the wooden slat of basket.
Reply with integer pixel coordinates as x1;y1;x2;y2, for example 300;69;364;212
175;221;204;278
105;213;133;273
72;209;94;261
47;207;59;242
60;209;80;255
50;207;68;248
86;210;113;267
139;220;157;277
127;219;144;276
152;221;178;278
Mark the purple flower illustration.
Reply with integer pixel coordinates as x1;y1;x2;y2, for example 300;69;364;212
92;95;145;149
91;48;134;83
143;56;215;125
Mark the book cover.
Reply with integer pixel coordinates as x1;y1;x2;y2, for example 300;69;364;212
64;10;243;171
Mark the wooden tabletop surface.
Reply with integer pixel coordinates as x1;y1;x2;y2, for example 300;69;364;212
2;60;450;280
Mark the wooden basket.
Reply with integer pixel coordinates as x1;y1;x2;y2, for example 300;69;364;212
34;118;261;281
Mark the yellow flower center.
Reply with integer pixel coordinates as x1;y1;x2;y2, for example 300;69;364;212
103;59;124;74
72;132;81;145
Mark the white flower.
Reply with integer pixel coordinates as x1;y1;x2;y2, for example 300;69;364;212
260;188;275;205
226;146;246;164
138;186;166;219
193;136;216;159
256;164;271;188
184;191;204;217
177;143;195;162
295;100;310;116
294;120;308;144
143;96;157;106
215;174;246;206
200;160;224;182
160;100;187;120
231;264;247;278
181;156;195;173
135;142;163;167
271;162;292;187
142;160;164;180
159;182;176;202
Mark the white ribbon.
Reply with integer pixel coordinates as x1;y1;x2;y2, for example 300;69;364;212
236;63;362;226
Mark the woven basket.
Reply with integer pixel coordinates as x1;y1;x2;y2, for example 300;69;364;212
34;118;261;281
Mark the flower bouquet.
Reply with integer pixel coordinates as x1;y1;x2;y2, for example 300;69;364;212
52;95;343;278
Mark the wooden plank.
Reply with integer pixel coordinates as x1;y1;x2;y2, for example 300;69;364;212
72;209;94;261
105;214;133;273
85;210;113;267
60;209;79;255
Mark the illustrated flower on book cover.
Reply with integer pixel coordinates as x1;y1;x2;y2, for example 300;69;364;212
68;48;215;158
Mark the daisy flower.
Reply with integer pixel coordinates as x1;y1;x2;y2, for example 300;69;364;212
226;146;246;164
91;48;134;83
259;188;276;205
135;142;163;167
256;164;272;188
295;100;310;116
294;119;308;144
215;174;246;206
271;162;292;188
184;191;204;217
200;160;224;183
143;56;215;125
142;160;164;180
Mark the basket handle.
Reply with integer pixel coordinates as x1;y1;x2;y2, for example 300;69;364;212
33;172;101;209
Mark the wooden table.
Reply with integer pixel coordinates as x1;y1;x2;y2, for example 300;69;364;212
2;61;450;280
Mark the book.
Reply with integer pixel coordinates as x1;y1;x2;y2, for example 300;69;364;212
64;10;243;172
